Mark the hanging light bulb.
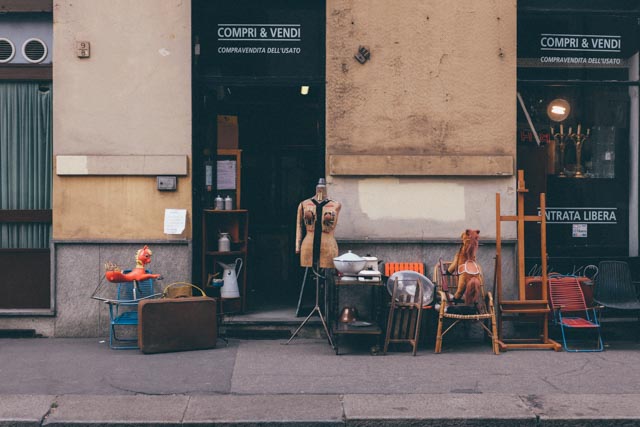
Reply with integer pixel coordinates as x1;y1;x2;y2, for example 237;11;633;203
547;98;571;122
300;85;310;95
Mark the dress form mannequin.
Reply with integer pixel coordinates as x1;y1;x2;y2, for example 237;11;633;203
295;179;341;269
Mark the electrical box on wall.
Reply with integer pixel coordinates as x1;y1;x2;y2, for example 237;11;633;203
157;176;177;191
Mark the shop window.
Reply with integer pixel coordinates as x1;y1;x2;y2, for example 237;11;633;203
517;8;639;261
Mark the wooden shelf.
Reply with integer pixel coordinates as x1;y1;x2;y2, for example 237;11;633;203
500;300;550;314
335;279;384;286
202;209;249;313
332;322;382;335
205;250;246;256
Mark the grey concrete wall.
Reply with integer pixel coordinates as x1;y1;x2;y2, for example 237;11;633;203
53;242;191;338
337;240;517;300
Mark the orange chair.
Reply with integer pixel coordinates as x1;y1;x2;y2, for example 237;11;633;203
382;262;430;356
385;262;425;277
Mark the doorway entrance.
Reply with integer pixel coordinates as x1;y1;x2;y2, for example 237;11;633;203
192;0;326;313
194;84;325;312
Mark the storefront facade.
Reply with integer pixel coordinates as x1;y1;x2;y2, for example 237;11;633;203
516;0;639;275
2;0;634;337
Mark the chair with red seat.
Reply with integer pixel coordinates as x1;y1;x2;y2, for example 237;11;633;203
548;275;604;352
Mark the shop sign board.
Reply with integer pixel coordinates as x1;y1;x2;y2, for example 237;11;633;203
198;0;324;80
518;14;638;67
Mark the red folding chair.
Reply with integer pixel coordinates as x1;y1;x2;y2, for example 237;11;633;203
548;276;604;352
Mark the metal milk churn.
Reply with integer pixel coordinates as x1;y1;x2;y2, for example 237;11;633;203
218;232;231;252
224;195;233;210
217;258;242;298
214;195;224;210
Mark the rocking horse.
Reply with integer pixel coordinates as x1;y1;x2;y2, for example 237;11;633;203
434;229;499;354
105;245;162;284
447;229;485;310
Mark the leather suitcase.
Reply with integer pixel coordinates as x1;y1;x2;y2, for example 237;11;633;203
138;297;217;354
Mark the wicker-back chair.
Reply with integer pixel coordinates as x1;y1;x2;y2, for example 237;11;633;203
433;259;499;354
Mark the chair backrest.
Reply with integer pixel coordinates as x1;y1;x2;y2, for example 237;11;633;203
595;261;636;304
391;277;423;307
549;276;587;313
433;259;458;296
384;262;424;276
116;270;155;300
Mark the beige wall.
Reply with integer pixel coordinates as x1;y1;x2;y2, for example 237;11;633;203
326;0;518;239
52;0;192;239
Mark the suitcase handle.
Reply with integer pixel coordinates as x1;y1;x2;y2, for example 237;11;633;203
162;282;207;298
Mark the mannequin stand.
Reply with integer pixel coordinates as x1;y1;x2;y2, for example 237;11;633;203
285;267;334;348
295;267;310;317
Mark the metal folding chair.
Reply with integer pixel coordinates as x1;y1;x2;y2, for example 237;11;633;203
549;275;603;352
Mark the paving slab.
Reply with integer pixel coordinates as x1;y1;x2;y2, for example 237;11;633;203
230;339;640;395
533;394;640;426
0;394;55;427
0;338;237;395
343;393;536;427
184;394;344;426
42;395;189;426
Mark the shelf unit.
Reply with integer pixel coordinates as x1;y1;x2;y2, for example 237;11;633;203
331;276;384;355
202;209;248;313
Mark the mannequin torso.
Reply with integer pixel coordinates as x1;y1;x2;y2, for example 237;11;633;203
295;188;341;268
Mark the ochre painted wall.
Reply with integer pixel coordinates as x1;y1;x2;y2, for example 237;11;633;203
326;0;518;239
52;0;192;239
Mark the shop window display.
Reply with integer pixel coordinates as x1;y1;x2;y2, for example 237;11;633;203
517;5;639;263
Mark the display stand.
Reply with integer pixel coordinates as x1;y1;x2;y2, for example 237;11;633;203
495;170;561;351
285;267;334;348
201;209;248;313
333;275;383;355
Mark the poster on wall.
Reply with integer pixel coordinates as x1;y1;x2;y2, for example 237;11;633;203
197;0;324;80
518;14;638;68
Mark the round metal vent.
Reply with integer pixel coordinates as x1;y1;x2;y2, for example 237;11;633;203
22;38;47;63
0;38;16;63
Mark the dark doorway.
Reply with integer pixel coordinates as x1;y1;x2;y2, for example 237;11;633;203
192;0;326;312
195;85;325;311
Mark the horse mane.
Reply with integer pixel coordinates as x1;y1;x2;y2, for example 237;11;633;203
461;229;479;262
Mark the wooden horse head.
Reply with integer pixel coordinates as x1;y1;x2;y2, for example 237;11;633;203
135;245;153;267
460;229;480;262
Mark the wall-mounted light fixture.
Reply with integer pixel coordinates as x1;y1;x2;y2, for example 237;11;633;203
300;85;309;95
354;46;370;64
547;98;571;122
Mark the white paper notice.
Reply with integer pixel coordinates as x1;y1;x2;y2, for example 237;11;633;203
217;160;236;190
164;209;187;235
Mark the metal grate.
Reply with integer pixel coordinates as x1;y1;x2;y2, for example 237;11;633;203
22;38;47;63
0;38;15;63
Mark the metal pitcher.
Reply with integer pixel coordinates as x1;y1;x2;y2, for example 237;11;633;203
217;258;242;298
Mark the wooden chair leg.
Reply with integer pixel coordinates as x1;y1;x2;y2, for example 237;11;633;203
435;313;444;353
383;302;395;355
491;313;500;354
413;307;423;356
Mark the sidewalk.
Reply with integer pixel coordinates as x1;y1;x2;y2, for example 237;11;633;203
1;337;640;425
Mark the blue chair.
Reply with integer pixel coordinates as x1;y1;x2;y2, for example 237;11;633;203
107;270;157;349
549;276;603;352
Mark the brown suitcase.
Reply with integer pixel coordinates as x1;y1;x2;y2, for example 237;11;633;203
138;297;217;354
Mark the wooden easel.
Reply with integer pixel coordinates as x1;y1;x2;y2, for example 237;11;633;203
495;170;561;351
